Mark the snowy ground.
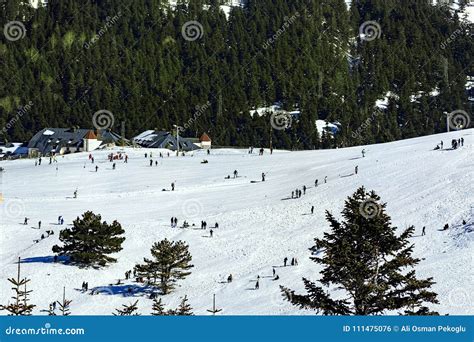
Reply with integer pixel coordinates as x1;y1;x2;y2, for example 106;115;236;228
0;130;473;315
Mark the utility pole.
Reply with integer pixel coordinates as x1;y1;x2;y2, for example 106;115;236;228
174;124;183;156
443;112;450;133
206;294;222;315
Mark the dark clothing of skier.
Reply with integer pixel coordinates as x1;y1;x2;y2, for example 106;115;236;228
171;183;175;191
255;281;259;289
284;257;288;267
261;173;266;182
311;206;314;214
422;226;426;236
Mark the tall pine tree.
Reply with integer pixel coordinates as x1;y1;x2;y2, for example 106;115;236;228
281;187;439;315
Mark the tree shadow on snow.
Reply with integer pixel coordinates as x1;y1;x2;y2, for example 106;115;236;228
90;284;156;297
20;255;69;264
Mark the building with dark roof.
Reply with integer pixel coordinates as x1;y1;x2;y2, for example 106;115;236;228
28;128;126;156
133;130;200;151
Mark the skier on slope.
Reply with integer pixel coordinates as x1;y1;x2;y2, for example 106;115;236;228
303;185;307;195
95;165;99;172
261;173;266;182
422;226;426;236
284;257;288;267
315;179;318;187
355;165;358;175
311;206;314;214
362;149;366;158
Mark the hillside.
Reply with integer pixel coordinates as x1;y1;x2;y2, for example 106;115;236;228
1;0;472;149
0;129;472;315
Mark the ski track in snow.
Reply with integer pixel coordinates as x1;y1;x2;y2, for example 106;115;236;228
0;130;473;315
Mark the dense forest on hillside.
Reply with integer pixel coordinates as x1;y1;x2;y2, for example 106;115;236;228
0;0;472;148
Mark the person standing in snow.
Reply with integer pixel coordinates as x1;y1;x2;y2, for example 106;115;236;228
355;165;358;175
95;165;99;172
362;149;366;158
171;217;174;228
233;170;238;178
215;222;219;229
422;226;426;236
324;176;327;184
284;257;288;267
440;141;443;149
291;191;294;199
261;173;266;182
58;216;62;225
210;229;214;238
24;217;29;225
174;217;178;227
227;274;233;283
38;221;41;229
303;185;307;195
255;280;259;289
311;206;314;214
149;159;153;167
73;190;78;198
112;163;116;170
315;179;318;187
461;138;464;146
171;183;175;191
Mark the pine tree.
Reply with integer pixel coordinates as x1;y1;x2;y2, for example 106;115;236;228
113;300;140;316
46;303;57;316
57;287;72;316
134;239;194;294
0;258;35;315
176;295;193;316
151;298;167;316
281;187;439;315
52;211;125;267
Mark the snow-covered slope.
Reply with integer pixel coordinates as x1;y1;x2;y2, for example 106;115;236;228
0;130;473;315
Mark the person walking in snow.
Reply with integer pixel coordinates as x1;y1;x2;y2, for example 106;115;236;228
73;190;78;198
112;163;116;170
294;258;298;265
303;185;307;195
315;179;318;187
38;221;42;229
149;159;153;167
355;165;358;175
171;217;174;228
284;257;288;267
174;217;178;227
171;182;175;191
227;274;233;283
362;149;366;158
422;226;426;236
311;206;314;214
215;222;219;229
261;173;266;182
95;165;99;172
461;138;464;146
233;170;238;178
58;216;62;225
440;141;443;149
324;176;327;184
210;229;214;238
24;217;29;225
125;155;128;163
255;280;259;290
